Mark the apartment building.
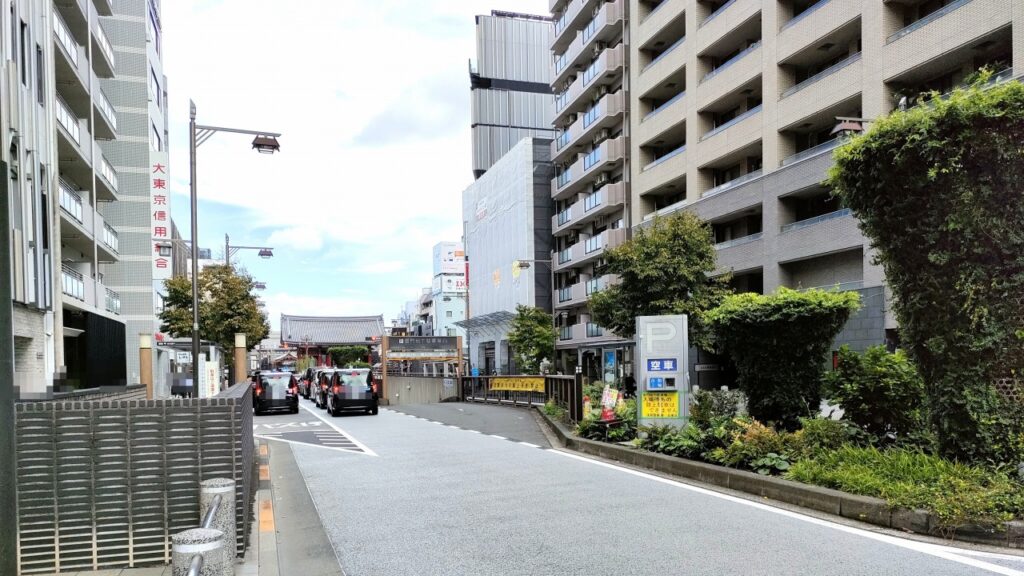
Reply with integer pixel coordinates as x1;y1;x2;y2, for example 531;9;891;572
549;0;631;379
2;0;128;395
470;10;556;178
627;0;1021;351
98;0;171;386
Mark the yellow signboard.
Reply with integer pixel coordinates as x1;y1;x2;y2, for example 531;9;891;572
489;377;545;393
642;391;680;419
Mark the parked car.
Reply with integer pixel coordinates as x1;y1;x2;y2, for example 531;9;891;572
312;369;337;409
299;367;316;399
326;368;378;416
253;371;299;415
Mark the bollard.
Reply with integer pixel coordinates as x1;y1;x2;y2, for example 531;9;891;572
171;528;228;576
200;478;236;559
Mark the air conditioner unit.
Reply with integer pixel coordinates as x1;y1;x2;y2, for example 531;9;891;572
595;172;610;186
596;85;609;97
594;129;610;145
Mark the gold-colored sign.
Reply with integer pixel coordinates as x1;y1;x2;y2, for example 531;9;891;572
489;377;545;393
642;391;679;419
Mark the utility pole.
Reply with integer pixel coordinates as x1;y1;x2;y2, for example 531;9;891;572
0;161;19;576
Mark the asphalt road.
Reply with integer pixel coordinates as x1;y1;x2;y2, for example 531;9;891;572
285;401;1024;576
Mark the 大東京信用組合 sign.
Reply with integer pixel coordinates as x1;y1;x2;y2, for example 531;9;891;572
488;377;545;393
642;391;680;419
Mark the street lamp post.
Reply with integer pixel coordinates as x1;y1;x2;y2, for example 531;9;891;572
189;100;281;388
224;233;274;267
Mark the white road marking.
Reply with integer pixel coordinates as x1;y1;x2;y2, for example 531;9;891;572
489;435;506;440
519;442;541;448
549;449;1024;576
254;434;364;455
299;403;378;457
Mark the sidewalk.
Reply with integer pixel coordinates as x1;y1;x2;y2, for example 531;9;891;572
38;439;340;576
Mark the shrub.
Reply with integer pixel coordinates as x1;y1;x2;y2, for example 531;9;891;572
639;424;703;458
575;398;638;442
829;74;1024;464
787;446;1024;529
707;420;790;470
706;288;860;430
689;388;743;430
788;418;858;459
823;345;925;441
542;399;567;422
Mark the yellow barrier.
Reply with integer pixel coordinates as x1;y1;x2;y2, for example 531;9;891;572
488;377;545;393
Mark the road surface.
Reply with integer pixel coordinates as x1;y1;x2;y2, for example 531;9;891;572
263;398;1024;576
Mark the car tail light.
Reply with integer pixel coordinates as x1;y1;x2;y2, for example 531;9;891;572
254;386;263;396
332;384;341;394
371;384;377;394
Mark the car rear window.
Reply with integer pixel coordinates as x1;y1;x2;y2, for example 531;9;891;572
340;371;369;386
261;375;292;388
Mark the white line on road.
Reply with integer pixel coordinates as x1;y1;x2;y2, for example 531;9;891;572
253;434;365;456
298;403;378;457
549;449;1024;576
518;442;541;448
489;435;507;440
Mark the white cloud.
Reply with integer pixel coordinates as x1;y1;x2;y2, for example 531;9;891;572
162;0;551;317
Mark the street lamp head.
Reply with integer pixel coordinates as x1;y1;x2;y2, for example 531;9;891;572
252;135;281;154
517;261;531;269
830;120;864;136
258;248;274;259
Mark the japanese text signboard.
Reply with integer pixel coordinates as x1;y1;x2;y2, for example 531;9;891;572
149;151;171;281
636;315;689;428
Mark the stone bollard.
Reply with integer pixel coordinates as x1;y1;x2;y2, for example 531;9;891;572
200;478;237;559
171;528;229;576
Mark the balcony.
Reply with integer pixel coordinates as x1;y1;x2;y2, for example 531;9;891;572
105;288;121;315
95;150;119;201
552;0;625;87
883;0;1009;82
780;208;851;234
576;227;627;267
698;44;762;109
61;265;86;302
778;55;862;131
713;232;764;275
778;209;860;262
638;0;684;45
553;44;625;126
703;168;763;199
700;104;761;142
553;182;627;234
780;138;841;168
698;0;761;54
552;0;601;53
91;21;116;78
551;137;626;201
92;85;117;140
636;144;687;194
638;36;687;96
551;90;625;164
558;323;583;344
53;11;89;105
554;282;588;310
56;97;94;184
93;0;114;16
98;223;119;262
58;181;95;257
553;205;575;236
777;1;860;63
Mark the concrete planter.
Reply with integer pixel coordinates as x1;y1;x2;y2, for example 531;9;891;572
536;408;1023;549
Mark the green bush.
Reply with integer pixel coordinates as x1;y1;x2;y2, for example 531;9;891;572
542;399;567;422
575;398;638;442
689;388;743;430
823;345;926;441
788;418;858;459
707;420;790;470
787;446;1024;529
829;74;1024;464
706;288;860;430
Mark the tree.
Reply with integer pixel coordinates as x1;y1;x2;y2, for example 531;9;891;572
160;264;269;353
829;73;1024;463
823;345;926;441
328;346;368;367
706;288;860;430
507;305;557;374
589;212;731;349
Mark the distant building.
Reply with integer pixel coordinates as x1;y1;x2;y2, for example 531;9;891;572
430;242;467;338
279;314;386;366
459;138;553;373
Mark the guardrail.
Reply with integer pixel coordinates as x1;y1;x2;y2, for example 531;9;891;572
184;493;222;576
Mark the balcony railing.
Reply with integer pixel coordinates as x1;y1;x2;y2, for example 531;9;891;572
714;231;762;250
701;41;761;83
642;35;686;72
643;90;686;122
95;88;118;130
701;0;738;26
584;235;604;254
584;189;603;212
555;52;568;74
557;206;573;226
586;323;604;338
555;90;569;112
780;208;852;233
641;144;686;172
585;278;601;295
61;265;85;301
780;0;832;31
887;0;972;44
105;288;121;314
701;104;762;141
583;103;600;128
797;280;864;293
781;52;861;99
99;155;119;190
557;248;573;264
640;0;668;24
583;59;600;85
95;22;116;66
102;223;119;253
557;167;572;188
583;147;602;170
556;130;571;150
56;97;81;144
581;15;598;43
53;12;79;66
558;286;573;303
705;168;763;197
780;138;841;167
59;182;84;223
560;325;573;341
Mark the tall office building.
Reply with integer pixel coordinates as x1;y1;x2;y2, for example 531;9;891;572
548;0;631;379
99;0;172;388
626;0;1021;351
2;0;128;395
470;10;555;178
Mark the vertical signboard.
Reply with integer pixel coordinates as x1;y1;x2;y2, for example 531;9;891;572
636;315;689;428
149;151;172;283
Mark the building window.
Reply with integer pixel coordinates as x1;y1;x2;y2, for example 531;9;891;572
150;122;162;151
149;68;161;109
20;21;28;85
35;44;43;105
446;310;453;318
147;7;161;54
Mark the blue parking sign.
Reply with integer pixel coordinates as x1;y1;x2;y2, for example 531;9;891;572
647;358;677;372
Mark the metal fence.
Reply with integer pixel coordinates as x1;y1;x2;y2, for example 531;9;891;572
461;374;583;422
14;382;254;574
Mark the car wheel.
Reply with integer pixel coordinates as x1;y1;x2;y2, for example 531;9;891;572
370;405;379;415
291;405;299;414
331;402;339;417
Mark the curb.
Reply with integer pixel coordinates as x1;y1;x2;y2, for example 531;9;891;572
535;408;1024;550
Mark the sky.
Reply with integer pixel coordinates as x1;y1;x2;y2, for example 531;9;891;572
161;0;549;332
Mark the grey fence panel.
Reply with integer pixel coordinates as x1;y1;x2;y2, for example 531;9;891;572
14;383;254;574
